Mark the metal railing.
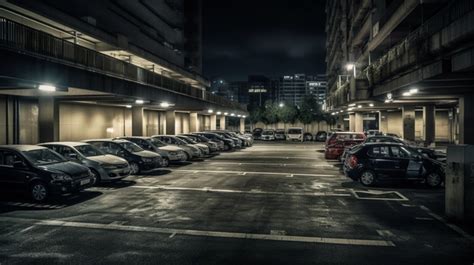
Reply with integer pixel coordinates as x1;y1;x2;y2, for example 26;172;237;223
0;17;245;111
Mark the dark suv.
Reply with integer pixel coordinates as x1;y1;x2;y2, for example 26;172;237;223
0;145;95;202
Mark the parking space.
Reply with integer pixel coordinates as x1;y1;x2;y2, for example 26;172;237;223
0;142;473;265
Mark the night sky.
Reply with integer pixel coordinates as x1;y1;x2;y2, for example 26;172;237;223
202;0;327;81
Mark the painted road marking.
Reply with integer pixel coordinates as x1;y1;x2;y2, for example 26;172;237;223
351;189;409;201
0;217;395;247
171;169;340;178
419;205;474;242
207;161;341;168
131;185;352;197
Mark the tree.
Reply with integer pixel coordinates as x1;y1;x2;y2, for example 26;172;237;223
298;95;322;124
262;100;279;124
277;103;298;124
248;107;264;128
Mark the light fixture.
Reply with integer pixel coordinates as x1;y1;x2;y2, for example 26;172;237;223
135;99;144;104
208;109;214;113
106;127;114;133
231;113;235;116
216;111;222;115
409;88;419;94
348;107;354;111
357;105;362;108
224;112;229;115
125;105;132;109
346;63;355;71
348;103;356;107
242;115;246;118
384;99;391;103
369;103;374;107
160;102;170;108
279;102;284;108
402;91;411;96
339;110;344;113
237;114;242;117
38;84;56;92
331;112;336;115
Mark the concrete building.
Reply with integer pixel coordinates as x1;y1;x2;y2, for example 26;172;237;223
306;74;327;105
279;74;326;107
247;75;275;110
0;0;247;144
325;0;474;144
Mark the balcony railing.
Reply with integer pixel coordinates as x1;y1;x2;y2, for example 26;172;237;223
0;17;245;111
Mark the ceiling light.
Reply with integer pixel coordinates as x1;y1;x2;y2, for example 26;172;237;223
216;111;222;115
224;112;229;115
369;103;374;107
357;105;362;108
409;88;419;94
279;103;284;107
231;113;235;116
237;114;242;117
402;92;411;96
348;107;354;111
135;99;144;104
242;115;246;118
38;84;56;92
160;102;170;108
208;109;214;113
348;103;356;107
125;105;132;109
346;63;355;71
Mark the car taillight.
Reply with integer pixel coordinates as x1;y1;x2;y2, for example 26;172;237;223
348;155;358;169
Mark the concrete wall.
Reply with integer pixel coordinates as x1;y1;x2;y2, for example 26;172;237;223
386;111;403;137
144;110;166;136
0;97;7;144
19;100;38;144
436;111;449;141
415;111;424;140
59;103;132;141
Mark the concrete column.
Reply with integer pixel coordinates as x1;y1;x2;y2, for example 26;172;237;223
349;113;356;132
38;97;59;143
423;105;435;145
402;106;416;141
210;114;217;130
239;118;245;133
165;110;176;135
355;113;364;132
336;114;344;130
189;112;199;132
219;115;226;130
379;111;388;133
131;106;144;136
459;96;474;144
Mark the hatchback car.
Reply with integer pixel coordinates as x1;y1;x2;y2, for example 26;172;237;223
39;142;130;183
118;137;187;165
181;134;219;152
152;135;202;160
274;129;286;140
85;139;163;175
177;135;210;155
343;143;444;187
0;145;95;202
325;132;366;159
315;131;327;142
194;132;233;151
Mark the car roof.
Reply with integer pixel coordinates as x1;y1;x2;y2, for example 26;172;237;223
84;139;128;143
119;136;150;140
0;145;47;152
362;142;404;146
39;141;90;147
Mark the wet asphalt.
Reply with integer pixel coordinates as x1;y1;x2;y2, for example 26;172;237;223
0;141;473;265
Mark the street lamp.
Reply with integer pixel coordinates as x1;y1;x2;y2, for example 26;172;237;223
346;63;356;77
279;102;284;108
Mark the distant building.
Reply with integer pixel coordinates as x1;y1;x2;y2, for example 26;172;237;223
230;81;249;105
279;74;327;106
210;77;236;101
306;75;327;105
247;75;274;109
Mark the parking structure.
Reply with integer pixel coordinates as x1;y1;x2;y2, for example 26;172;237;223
0;141;473;265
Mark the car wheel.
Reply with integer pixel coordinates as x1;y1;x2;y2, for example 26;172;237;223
162;158;170;167
30;181;48;202
184;152;191;161
90;169;101;184
426;172;442;187
130;162;140;175
360;170;376;186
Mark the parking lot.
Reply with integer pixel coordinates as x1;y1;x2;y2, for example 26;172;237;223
0;141;473;265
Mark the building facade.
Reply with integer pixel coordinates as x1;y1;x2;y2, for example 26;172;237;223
325;0;474;144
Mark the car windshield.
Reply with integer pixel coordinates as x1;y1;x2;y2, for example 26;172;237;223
76;144;104;157
262;131;274;135
172;137;188;145
179;136;197;144
195;135;209;142
288;129;302;134
118;142;144;153
150;138;166;147
23;148;66;165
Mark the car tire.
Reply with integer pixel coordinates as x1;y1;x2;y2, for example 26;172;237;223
30;181;49;202
184;152;191;161
162;158;170;167
90;169;101;184
426;172;442;188
360;170;376;186
130;162;140;175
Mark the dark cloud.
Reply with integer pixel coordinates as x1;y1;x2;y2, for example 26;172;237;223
202;0;327;81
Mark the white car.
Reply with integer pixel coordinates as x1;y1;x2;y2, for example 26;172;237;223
261;130;275;141
287;127;303;142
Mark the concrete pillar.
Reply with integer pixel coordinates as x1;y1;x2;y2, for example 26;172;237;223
38;97;59;143
355;113;364;132
459;96;474;144
336;114;344;130
165;110;176;135
219;115;226;130
131;106;144;136
239;118;245;133
210;114;217;130
379;111;388;133
189;112;199;132
402;106;416;141
423;105;435;145
349;113;356;132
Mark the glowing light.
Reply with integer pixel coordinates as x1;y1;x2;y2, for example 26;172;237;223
216;111;222;115
125;105;132;108
208;109;214;113
160;102;170;108
38;84;56;92
409;88;419;94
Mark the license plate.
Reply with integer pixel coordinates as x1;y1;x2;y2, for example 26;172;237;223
80;179;91;185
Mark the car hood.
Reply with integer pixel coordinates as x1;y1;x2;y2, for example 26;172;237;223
158;145;183;152
87;154;128;165
195;143;208;149
38;161;89;177
134;150;161;158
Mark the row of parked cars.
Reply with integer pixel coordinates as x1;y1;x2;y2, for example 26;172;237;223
324;131;447;187
0;131;253;202
253;128;329;142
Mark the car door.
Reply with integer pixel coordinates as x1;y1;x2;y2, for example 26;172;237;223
390;146;423;179
368;145;399;179
0;150;32;192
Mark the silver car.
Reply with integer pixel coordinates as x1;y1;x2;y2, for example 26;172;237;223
152;135;202;160
181;134;219;152
39;142;130;183
177;135;210;155
118;136;187;165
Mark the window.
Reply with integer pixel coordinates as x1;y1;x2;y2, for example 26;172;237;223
368;146;390;158
390;146;410;158
0;151;24;166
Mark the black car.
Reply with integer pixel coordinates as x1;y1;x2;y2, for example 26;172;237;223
343;142;445;187
252;128;263;140
0;145;95;202
194;132;235;151
315;131;327;142
85;139;163;175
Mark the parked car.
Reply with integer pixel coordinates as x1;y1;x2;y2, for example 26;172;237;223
152;135;202;160
365;130;382;136
0;145;95;202
287;127;304;141
274;129;286;140
343;142;445;187
85;139;163;175
303;132;313;141
253;128;263;140
234;131;254;146
181;134;219;152
177;135;210;155
315;131;328;142
325;132;366;159
261;129;275;141
118;137;187;165
39;142;130;183
211;131;243;148
193;132;233;151
228;131;252;147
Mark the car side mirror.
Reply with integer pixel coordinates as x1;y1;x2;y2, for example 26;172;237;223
13;161;27;169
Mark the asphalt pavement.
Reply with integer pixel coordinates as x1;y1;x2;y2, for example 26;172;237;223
0;141;473;265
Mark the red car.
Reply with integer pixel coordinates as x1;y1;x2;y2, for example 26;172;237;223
325;132;366;159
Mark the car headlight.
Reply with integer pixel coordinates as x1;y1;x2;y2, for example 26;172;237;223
51;173;72;182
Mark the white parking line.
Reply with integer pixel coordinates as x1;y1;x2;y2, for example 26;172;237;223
0;217;395;247
131;185;352;197
171;169;340;178
207;161;341;168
